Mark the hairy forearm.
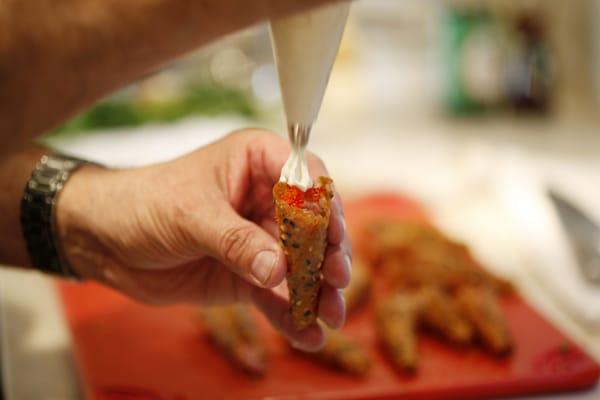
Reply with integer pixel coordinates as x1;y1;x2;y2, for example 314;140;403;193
0;146;48;266
0;0;338;153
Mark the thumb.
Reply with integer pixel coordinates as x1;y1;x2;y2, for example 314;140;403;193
202;206;286;288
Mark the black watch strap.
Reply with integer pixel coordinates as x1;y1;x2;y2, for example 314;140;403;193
20;153;93;279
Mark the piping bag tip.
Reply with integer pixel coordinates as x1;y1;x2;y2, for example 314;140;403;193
279;123;313;191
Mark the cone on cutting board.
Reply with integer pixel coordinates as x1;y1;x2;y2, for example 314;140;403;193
200;305;266;376
273;176;334;330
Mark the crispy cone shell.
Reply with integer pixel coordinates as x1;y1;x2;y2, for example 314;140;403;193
273;177;333;330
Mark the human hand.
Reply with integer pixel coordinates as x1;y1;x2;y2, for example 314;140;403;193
56;129;351;351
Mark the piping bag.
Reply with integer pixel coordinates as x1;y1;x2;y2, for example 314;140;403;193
269;2;350;330
270;1;350;190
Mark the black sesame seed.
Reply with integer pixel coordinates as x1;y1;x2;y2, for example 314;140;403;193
283;218;289;224
303;310;312;317
289;220;296;228
305;259;311;266
292;243;300;249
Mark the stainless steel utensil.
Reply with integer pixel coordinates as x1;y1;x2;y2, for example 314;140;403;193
549;189;600;286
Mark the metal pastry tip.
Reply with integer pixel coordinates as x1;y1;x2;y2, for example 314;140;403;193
288;123;312;147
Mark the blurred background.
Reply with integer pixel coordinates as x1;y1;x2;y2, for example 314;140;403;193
3;0;600;398
41;0;600;207
46;0;600;138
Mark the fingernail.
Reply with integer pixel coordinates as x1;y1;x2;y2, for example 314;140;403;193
290;340;308;351
337;289;347;328
344;254;352;275
290;339;320;352
338;199;346;218
251;250;276;286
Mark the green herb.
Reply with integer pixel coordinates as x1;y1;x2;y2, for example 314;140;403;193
48;84;257;137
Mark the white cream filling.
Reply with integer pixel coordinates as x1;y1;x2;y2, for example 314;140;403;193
279;141;313;191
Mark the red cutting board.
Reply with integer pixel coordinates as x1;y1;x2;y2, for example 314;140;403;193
59;194;600;400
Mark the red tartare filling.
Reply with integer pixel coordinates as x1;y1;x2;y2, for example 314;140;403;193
280;184;326;209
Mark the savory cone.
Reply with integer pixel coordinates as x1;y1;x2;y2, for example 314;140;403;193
376;293;421;373
296;328;371;376
200;305;266;376
273;176;333;330
455;286;513;355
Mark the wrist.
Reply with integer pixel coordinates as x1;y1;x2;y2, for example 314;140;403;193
55;164;115;281
20;153;104;278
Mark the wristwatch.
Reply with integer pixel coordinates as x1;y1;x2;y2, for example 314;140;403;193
20;153;94;279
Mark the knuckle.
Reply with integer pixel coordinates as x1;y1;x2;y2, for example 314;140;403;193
218;224;255;266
